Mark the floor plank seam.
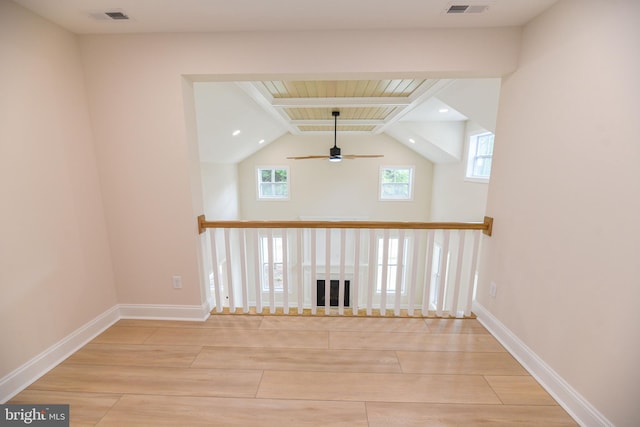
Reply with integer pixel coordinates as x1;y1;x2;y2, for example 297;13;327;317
10;318;578;426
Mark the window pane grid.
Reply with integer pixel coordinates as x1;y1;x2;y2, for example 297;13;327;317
466;132;494;180
258;167;289;199
381;183;409;198
472;156;492;177
380;167;413;200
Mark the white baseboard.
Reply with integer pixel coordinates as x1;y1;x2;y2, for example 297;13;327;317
118;303;211;321
0;303;211;403
0;306;120;403
472;301;612;427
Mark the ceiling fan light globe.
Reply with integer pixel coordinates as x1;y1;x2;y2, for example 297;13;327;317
329;156;342;162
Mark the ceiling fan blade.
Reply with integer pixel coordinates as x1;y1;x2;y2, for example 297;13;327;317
341;154;385;159
287;154;384;160
286;155;330;160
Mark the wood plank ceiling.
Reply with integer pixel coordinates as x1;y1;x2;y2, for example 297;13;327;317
249;79;440;134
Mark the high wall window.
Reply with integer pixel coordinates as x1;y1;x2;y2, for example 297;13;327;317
257;167;289;199
466;132;494;181
380;166;414;200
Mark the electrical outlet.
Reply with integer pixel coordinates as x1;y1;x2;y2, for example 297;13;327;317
172;275;183;289
489;281;497;298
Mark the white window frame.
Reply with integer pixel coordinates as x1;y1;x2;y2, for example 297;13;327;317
257;166;290;200
465;132;494;183
379;166;414;201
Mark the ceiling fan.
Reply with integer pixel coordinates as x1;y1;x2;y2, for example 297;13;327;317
286;111;384;162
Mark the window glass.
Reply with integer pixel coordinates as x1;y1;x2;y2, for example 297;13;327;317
258;167;289;199
466;132;494;181
380;167;413;200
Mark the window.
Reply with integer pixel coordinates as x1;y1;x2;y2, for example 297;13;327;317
376;237;409;293
260;235;284;292
380;166;414;200
257;167;289;199
466;132;494;181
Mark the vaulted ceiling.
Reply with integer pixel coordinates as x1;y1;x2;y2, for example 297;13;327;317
12;0;556;164
193;78;501;164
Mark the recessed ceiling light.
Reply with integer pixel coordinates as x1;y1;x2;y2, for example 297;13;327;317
232;130;241;136
409;138;416;144
439;108;450;113
258;139;265;144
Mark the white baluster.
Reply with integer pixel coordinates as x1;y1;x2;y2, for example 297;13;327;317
339;228;346;315
380;229;390;315
367;229;376;316
224;228;235;313
311;228;317;315
394;229;405;316
282;228;289;314
210;229;222;313
238;228;249;313
422;230;435;316
296;228;303;315
267;229;275;314
465;230;481;317
252;229;262;314
436;230;451;317
325;229;331;314
408;229;420;317
352;229;361;316
450;230;466;318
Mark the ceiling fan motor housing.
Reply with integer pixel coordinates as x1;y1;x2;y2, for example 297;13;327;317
329;110;342;161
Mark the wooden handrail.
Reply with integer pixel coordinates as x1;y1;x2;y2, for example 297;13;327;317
198;215;493;236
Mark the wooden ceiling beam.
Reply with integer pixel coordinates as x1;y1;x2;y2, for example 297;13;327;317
270;97;411;108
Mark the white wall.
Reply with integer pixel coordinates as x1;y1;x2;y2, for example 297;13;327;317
79;42;206;306
0;1;117;378
194;82;288;164
7;1;637;422
78;27;519;307
201;162;239;219
237;133;433;221
436;78;501;133
430;121;490;222
478;1;640;425
399;121;465;161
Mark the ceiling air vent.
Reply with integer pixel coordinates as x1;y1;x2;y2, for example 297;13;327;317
105;11;130;20
445;4;489;14
89;9;131;21
447;5;469;13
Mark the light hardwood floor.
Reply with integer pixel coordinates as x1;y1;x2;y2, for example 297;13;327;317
10;315;578;426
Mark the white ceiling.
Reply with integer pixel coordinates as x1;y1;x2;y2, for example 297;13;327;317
194;83;290;164
194;79;501;164
13;0;558;34
12;0;556;164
